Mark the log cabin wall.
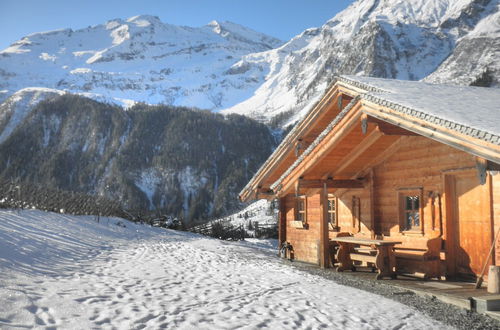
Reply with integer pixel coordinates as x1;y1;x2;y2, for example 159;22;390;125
493;174;500;265
370;136;476;242
283;135;499;269
285;194;321;264
330;185;373;240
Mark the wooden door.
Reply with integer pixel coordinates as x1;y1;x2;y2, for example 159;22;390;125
445;171;492;278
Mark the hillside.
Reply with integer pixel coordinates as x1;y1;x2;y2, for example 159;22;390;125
0;93;278;222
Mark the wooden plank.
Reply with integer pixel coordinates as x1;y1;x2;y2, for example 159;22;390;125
277;103;363;197
299;179;365;189
331;236;402;246
363;115;420;136
278;197;287;248
333;128;383;175
350;253;377;263
319;183;329;268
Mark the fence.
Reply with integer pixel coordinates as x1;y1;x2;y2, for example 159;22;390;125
189;219;277;240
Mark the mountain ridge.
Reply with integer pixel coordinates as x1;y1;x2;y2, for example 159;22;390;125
0;14;282;110
1;1;499;125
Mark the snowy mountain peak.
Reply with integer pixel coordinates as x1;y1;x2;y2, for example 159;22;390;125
206;20;283;49
126;14;162;27
0;15;283;109
222;0;500;122
1;0;498;124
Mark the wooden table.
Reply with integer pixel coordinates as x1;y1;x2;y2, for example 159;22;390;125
330;237;402;280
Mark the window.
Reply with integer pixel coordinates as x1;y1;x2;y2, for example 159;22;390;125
296;196;307;223
398;188;423;232
327;195;338;229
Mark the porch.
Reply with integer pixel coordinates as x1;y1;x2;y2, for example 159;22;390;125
287;259;500;323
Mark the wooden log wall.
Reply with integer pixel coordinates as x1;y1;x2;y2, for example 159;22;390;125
283;136;499;269
493;174;500;265
285;194;321;264
371;137;476;242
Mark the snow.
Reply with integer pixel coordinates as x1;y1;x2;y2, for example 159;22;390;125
223;199;276;227
342;75;500;137
221;0;499;123
1;1;497;124
0;209;451;329
0;14;282;112
0;87;65;143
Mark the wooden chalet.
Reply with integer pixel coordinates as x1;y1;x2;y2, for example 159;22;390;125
240;75;500;280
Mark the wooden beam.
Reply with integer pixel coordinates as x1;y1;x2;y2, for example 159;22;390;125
299;179;364;189
278;197;287;249
476;157;488;185
278;105;363;196
362;103;500;165
376;122;420;136
334;128;383;175
361;113;418;136
319;182;329;268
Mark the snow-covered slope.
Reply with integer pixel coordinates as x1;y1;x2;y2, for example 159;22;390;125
1;2;498;124
425;1;500;85
222;0;500;122
0;87;65;143
0;15;282;109
0;209;450;328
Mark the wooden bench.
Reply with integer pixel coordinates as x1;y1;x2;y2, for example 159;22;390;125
331;236;402;280
393;236;442;280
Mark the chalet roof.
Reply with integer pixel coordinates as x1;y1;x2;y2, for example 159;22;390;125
339;75;500;144
269;96;359;191
241;76;500;200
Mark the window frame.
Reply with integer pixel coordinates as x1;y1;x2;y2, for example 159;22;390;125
295;195;307;224
397;187;424;234
327;194;339;231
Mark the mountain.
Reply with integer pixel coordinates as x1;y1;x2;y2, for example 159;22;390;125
221;0;500;123
2;2;498;125
1;1;499;222
0;94;278;222
0;15;282;109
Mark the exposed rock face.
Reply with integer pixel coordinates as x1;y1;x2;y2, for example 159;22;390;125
221;0;500;123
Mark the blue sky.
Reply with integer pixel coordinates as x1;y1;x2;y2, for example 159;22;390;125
0;0;355;50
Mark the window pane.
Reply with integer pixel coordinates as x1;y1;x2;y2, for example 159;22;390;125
297;212;304;222
405;212;412;229
298;200;305;211
331;199;336;211
405;195;419;211
405;196;413;210
413;211;419;227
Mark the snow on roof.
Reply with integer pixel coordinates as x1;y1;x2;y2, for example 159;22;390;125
243;75;500;199
340;75;500;144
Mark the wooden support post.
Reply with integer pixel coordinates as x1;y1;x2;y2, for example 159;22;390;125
361;114;368;135
319;182;329;268
476;157;488;185
278;197;287;249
